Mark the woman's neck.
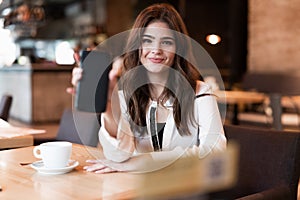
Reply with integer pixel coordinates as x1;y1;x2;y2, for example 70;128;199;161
147;70;169;100
151;84;165;101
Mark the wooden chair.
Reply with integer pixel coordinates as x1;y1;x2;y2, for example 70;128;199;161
0;94;13;121
55;108;100;147
242;73;300;96
209;124;300;200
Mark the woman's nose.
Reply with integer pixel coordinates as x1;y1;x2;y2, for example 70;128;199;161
150;42;162;54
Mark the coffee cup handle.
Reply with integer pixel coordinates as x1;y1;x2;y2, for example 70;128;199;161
33;146;42;159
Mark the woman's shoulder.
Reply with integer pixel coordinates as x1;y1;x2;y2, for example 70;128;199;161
195;80;213;96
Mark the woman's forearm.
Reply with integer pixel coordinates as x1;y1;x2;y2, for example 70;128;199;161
101;103;118;138
101;147;185;173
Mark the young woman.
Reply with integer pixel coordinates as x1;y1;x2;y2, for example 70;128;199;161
83;3;226;173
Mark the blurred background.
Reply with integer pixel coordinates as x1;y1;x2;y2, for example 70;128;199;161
0;0;299;124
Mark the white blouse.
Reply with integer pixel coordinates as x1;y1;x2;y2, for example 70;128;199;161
99;81;227;163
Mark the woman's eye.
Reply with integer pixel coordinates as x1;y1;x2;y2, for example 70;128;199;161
142;38;152;44
162;40;174;46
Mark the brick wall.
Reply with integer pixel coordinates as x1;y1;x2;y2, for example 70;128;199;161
248;0;300;74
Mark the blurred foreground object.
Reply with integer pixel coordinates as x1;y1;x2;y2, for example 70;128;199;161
138;142;238;199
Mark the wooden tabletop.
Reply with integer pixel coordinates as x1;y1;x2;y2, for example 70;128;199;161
215;90;300;106
0;144;237;199
0;144;140;200
0;119;44;149
0;135;33;149
215;90;267;104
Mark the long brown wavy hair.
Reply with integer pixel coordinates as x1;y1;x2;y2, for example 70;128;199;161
121;3;201;136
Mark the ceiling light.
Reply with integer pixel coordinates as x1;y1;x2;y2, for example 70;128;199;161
206;34;221;45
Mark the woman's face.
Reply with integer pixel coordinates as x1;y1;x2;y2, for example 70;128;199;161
140;21;176;74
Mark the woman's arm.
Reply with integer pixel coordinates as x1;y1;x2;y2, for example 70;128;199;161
84;147;185;173
94;56;123;137
99;113;135;162
194;84;227;158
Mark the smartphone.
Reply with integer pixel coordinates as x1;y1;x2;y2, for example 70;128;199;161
74;50;112;113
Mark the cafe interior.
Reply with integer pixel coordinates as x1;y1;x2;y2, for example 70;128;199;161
0;0;299;199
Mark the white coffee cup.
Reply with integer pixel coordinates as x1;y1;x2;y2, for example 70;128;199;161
33;141;72;169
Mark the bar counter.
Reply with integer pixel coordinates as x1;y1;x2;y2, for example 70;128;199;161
0;63;74;123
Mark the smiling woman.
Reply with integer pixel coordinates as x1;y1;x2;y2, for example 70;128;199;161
83;3;227;174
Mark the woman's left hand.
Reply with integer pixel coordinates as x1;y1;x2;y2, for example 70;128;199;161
84;152;177;174
84;159;121;174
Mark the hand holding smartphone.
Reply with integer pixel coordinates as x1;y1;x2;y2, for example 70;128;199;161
74;50;112;113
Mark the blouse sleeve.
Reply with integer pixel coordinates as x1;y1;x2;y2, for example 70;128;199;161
98;92;135;162
191;83;227;158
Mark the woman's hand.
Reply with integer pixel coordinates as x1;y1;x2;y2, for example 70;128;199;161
71;67;83;86
66;67;83;95
84;159;121;174
109;57;123;82
100;57;123;137
66;57;122;95
83;152;177;174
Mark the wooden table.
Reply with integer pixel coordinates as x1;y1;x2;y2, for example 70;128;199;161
215;90;267;125
0;119;43;149
0;135;33;149
0;144;237;199
215;90;267;105
0;144;139;199
215;90;298;130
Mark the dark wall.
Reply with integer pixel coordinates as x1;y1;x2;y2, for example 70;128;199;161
133;0;179;18
228;0;248;86
184;0;248;88
185;0;229;70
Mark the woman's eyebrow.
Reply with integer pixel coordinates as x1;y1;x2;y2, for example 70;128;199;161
161;36;175;41
142;34;175;40
142;34;155;39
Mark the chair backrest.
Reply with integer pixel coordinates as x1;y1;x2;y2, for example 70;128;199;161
242;73;300;96
56;108;100;147
0;95;13;121
218;125;300;199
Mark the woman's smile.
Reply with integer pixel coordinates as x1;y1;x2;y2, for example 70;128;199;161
149;57;165;63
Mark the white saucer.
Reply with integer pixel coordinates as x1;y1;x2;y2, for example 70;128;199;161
31;160;79;175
